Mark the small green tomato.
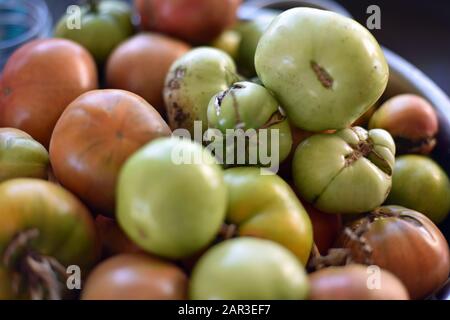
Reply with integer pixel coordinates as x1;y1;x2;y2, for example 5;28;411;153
207;81;292;166
386;155;450;223
255;8;389;131
189;237;309;300
164;47;239;134
0;128;49;182
117;137;227;259
293;127;395;214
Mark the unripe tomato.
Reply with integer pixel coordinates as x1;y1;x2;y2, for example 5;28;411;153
0;39;98;147
190;238;309;300
117;137;227;259
0;179;99;299
55;0;134;64
0;128;49;182
82;254;187;300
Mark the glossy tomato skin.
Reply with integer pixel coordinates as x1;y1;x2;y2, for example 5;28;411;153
135;0;241;44
106;33;190;113
224;167;313;264
55;0;134;64
95;215;143;257
0;39;98;147
0;179;99;299
0;128;49;182
82;254;188;300
301;201;342;255
49;89;171;216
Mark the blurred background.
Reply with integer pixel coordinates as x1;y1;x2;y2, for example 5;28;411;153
7;0;450;95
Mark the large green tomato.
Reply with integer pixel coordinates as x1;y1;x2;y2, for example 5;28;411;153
0;128;49;182
293;127;395;214
190;237;309;300
255;8;389;131
223;167;313;264
164;47;239;133
117;137;227;259
386;155;450;223
54;0;134;64
0;179;99;299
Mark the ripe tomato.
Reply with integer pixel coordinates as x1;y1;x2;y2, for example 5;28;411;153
301;201;342;255
0;39;98;147
82;254;188;300
135;0;241;44
0;179;99;299
49;89;171;216
95;215;142;257
0;128;49;182
106;33;190;113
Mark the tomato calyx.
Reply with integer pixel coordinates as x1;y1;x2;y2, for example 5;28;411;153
307;244;351;272
2;229;67;300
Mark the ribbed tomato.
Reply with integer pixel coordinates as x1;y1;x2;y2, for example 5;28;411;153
0;179;99;300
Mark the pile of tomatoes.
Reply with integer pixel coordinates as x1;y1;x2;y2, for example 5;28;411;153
0;0;449;300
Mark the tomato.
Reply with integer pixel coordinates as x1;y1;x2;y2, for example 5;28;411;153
301;201;342;255
55;0;134;64
49;89;171;216
0;128;49;182
95;215;142;257
82;254;188;300
0;39;98;148
190;238;309;300
117;138;227;259
0;179;99;299
106;33;190;113
135;0;241;44
223;167;313;265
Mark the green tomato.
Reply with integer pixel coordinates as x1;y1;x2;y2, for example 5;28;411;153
0;128;49;182
207;81;292;166
293;127;395;214
223;167;313;264
54;0;134;64
164;47;239;134
255;8;389;131
236;16;275;77
386;155;450;223
190;237;309;300
211;30;241;61
117;137;227;259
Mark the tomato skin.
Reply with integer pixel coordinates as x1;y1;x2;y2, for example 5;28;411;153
0;179;99;299
0;128;49;182
301;201;342;255
223;167;313;265
135;0;241;44
0;39;98;147
55;1;134;64
82;254;188;300
106;33;190;113
49;89;171;216
95;215;143;257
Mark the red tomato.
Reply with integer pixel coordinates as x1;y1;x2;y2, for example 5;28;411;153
0;39;98;147
135;0;241;44
49;89;171;216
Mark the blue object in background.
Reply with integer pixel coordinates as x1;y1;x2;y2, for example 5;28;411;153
0;0;52;70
